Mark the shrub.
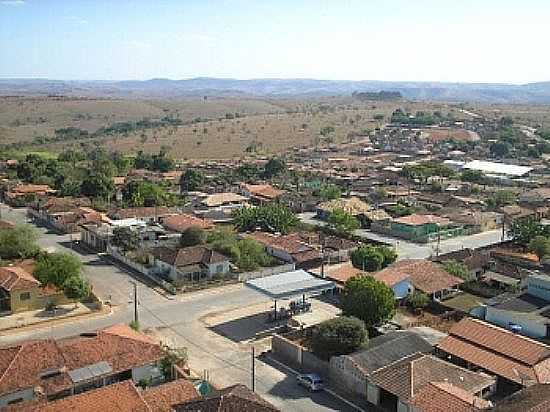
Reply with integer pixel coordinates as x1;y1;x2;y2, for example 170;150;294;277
311;316;367;359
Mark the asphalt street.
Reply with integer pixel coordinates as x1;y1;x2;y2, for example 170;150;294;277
0;204;363;412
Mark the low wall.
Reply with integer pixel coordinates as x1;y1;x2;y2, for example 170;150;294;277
271;333;329;378
238;263;295;282
108;247;176;294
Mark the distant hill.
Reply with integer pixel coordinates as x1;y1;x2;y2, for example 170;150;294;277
1;77;550;103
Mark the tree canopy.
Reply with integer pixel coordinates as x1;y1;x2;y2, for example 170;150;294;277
508;218;547;246
0;225;39;260
341;276;396;328
327;209;360;236
351;244;396;272
179;169;205;192
310;316;367;359
33;252;83;289
180;226;206;247
528;236;550;261
111;227;140;252
233;204;298;234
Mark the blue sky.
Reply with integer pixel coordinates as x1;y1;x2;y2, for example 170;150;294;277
1;0;549;83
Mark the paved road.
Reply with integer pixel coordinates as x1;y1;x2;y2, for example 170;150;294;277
0;204;361;412
299;212;507;260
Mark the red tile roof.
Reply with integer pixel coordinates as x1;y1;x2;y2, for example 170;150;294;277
23;380;150;412
174;384;279;412
411;382;492;412
394;214;451;226
162;213;214;233
437;318;550;385
0;324;164;397
375;259;463;294
0;266;40;291
247;232;313;255
142;379;198;412
242;184;285;200
320;262;364;285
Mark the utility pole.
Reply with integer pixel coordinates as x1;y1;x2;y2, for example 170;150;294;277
131;282;138;324
251;346;255;392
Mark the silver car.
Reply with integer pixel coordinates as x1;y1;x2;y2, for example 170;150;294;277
296;374;324;391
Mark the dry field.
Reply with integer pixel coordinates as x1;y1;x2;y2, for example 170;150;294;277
2;95;542;159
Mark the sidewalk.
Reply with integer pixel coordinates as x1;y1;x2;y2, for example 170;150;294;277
0;302;106;332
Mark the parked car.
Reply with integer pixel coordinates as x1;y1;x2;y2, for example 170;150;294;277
296;373;324;391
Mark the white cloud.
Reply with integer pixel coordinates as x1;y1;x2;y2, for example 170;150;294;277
1;0;25;5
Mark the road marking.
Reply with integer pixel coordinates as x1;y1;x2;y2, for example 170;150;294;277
266;356;367;412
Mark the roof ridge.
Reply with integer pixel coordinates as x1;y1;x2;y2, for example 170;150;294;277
371;351;423;375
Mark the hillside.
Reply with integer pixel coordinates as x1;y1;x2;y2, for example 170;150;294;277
2;78;550;104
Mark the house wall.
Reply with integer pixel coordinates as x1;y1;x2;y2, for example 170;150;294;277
206;261;230;277
397;399;410;412
330;355;367;396
132;362;163;384
0;388;35;407
484;307;548;339
527;276;550;301
393;278;413;300
366;382;379;405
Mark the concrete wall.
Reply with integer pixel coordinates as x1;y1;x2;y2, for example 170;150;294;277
9;288;70;314
206;261;230;277
238;263;295;282
366;382;379;405
527;276;550;301
398;399;410;412
272;334;302;368
485;306;547;339
0;388;35;407
330;355;367;396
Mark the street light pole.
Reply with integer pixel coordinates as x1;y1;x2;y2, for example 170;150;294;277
130;281;138;324
251;346;255;392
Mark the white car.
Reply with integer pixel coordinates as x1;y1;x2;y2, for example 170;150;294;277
296;374;324;391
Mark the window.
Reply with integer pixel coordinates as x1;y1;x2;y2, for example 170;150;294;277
20;292;31;301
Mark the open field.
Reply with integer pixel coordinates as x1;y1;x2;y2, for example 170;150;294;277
1;95;548;159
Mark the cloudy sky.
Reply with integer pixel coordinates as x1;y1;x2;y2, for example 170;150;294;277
1;0;549;83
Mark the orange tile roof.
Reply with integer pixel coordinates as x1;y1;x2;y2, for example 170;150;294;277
15;380;150;412
394;214;451;226
437;318;550;385
0;324;164;396
242;184;285;200
0;266;40;291
162;213;214;232
411;382;491;412
247;232;313;255
375;259;463;294
322;263;364;284
142;379;198;412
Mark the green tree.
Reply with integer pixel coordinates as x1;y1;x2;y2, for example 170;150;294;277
311;316;367;359
341;276;395;328
233;204;298;234
263;157;286;179
63;275;91;302
33;252;82;288
442;260;473;281
508;218;546;246
180;226;206;247
407;291;430;311
122;180;172;207
487;190;516;208
351;245;396;272
81;173;114;199
111;227;140;252
528;236;550;261
461;169;485;184
490;141;511;158
0;225;39;260
160;346;189;380
327;209;360;236
179;169;205;192
318;184;342;201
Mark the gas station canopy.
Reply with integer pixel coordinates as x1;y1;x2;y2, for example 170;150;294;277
246;269;335;300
